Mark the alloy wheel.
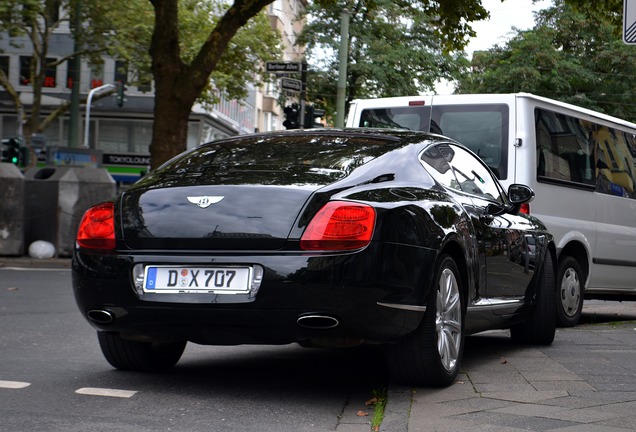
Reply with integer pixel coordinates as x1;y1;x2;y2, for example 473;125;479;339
436;268;462;372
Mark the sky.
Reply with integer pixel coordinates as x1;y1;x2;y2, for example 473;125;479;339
466;0;552;54
436;0;552;93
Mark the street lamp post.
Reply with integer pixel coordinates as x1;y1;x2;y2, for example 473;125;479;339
83;84;115;148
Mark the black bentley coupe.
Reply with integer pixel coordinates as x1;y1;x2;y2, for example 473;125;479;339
72;129;556;387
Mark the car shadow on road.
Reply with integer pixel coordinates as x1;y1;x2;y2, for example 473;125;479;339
86;343;389;400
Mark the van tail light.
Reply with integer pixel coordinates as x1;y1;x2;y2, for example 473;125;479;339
520;203;530;215
76;202;116;250
300;201;376;251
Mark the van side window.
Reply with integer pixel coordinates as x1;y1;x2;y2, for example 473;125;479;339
593;127;636;198
535;108;636;198
535;109;594;185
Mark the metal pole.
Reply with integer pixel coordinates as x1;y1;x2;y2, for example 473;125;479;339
300;61;307;129
336;9;350;128
83;84;114;148
69;0;82;147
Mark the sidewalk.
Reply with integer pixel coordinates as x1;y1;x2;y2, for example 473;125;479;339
0;256;72;269
383;302;636;432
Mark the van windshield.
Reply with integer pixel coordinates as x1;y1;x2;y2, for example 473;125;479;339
359;106;432;131
432;104;509;179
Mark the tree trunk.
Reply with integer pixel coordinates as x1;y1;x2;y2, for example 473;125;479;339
148;0;274;170
149;92;192;169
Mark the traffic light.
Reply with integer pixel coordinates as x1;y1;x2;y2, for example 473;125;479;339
283;103;300;129
304;105;325;129
1;138;21;165
116;81;125;107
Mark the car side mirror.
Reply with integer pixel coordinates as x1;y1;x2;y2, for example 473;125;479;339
507;184;535;204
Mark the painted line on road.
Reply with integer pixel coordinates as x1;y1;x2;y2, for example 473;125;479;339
0;380;31;389
75;387;137;398
0;267;71;272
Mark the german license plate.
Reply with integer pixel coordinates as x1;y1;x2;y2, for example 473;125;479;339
143;266;251;294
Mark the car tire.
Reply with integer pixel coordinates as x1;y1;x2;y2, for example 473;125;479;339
386;254;465;387
556;256;584;327
510;248;556;345
97;331;186;372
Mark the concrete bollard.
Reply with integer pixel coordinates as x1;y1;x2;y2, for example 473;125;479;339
0;163;25;256
23;166;116;257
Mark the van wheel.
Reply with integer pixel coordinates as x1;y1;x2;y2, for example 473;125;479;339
97;331;186;372
386;255;465;387
511;248;556;345
556;256;584;327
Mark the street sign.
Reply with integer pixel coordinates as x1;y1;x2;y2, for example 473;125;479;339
624;0;636;44
281;77;302;93
266;61;302;73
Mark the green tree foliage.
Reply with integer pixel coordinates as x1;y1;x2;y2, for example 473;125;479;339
0;0;281;167
99;0;281;109
456;0;636;121
298;0;489;118
146;0;281;168
0;0;108;147
563;0;623;32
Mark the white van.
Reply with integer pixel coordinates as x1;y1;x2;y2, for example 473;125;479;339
347;93;636;326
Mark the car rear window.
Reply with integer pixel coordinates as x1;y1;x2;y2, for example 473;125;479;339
156;133;405;185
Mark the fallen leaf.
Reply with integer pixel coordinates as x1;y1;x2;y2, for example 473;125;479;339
500;357;507;364
365;397;378;406
356;410;369;417
7;287;18;291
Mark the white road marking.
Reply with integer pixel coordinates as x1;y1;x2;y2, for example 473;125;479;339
75;387;137;398
0;380;31;389
0;267;71;272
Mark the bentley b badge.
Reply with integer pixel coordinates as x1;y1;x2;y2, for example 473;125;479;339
187;196;224;208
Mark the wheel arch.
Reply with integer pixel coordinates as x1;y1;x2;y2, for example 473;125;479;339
557;240;589;287
438;240;470;307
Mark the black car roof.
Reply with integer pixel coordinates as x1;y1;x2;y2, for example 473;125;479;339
200;128;452;148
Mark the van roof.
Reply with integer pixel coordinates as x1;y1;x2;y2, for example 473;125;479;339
349;93;636;130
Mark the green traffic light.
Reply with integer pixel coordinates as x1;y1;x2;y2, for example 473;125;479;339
11;156;18;164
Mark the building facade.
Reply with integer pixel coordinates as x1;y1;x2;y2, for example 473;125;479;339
0;0;306;182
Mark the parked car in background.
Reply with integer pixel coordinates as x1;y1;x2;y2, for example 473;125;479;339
72;129;556;387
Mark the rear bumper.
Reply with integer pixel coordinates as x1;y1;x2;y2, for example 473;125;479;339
72;243;437;345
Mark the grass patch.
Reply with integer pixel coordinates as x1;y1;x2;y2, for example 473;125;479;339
369;388;387;431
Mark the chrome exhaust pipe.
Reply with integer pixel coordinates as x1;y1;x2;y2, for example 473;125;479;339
297;314;340;330
87;309;115;324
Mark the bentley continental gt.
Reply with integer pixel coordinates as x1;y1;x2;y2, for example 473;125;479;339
72;129;556;387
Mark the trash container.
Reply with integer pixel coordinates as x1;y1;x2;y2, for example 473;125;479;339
0;163;25;256
23;166;116;257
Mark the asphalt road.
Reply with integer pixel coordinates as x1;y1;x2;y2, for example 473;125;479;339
3;261;636;432
0;267;387;432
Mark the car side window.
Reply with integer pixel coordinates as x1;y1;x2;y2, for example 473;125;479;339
420;145;456;189
446;144;503;203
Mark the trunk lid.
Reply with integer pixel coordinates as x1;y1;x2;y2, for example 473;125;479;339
121;184;315;250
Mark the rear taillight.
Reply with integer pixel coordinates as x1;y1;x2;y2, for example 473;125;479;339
300;201;376;251
520;203;530;214
76;202;115;250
